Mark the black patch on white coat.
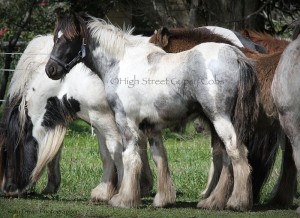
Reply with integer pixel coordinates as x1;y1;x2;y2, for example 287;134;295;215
42;95;80;128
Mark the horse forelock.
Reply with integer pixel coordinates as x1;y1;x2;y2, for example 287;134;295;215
54;13;82;41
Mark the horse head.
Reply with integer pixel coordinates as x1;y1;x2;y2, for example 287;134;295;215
45;12;89;80
149;27;170;48
0;97;38;197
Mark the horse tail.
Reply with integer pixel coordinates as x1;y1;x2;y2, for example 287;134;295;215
31;125;66;182
233;57;259;146
247;122;282;202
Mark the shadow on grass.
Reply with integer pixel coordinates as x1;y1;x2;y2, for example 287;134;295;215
1;191;296;212
0;191;88;202
252;203;298;211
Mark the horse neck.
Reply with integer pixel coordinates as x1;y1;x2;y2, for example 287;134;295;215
85;32;150;82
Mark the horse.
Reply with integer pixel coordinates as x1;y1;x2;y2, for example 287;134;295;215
44;12;259;211
0;26;258;203
0;35;155;202
198;26;267;53
150;27;297;207
149;26;270;201
272;33;300;214
240;29;290;54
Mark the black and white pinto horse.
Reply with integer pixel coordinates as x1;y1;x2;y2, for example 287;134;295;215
0;35;155;201
272;33;300;214
44;13;259;211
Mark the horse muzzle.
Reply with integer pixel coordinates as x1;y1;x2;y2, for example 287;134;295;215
45;62;65;80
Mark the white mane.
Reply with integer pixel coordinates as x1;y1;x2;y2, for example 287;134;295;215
9;34;54;98
8;35;53;138
87;17;146;59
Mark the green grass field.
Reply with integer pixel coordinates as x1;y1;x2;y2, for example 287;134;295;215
0;121;298;217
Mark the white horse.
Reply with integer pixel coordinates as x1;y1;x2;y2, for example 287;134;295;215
0;35;155;201
44;13;259;211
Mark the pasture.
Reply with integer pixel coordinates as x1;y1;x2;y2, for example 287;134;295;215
0;121;297;217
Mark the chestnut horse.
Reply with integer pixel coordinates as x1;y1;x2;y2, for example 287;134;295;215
149;27;297;207
241;29;290;54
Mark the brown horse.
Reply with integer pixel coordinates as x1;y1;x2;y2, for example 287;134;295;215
149;27;297;208
241;29;290;54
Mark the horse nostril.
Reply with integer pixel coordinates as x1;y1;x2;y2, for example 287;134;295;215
46;65;57;78
48;66;55;75
4;182;18;195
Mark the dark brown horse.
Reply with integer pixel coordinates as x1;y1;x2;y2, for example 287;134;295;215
149;27;297;208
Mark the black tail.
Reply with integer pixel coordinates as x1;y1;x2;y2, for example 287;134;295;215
247;118;282;203
233;57;259;146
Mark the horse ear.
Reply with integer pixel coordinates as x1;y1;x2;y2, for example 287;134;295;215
159;27;171;37
241;29;250;38
160;27;170;47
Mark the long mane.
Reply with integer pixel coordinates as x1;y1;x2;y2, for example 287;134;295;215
7;35;54;140
9;35;53;98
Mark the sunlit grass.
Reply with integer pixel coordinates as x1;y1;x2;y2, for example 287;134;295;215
0;120;297;217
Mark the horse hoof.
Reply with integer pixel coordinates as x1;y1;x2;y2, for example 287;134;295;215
109;193;140;208
90;183;116;202
226;196;252;211
42;184;59;195
197;196;226;210
153;192;176;207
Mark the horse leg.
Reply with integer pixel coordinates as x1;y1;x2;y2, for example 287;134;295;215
201;127;224;198
109;118;142;208
215;117;252;211
42;146;62;194
139;134;154;197
91;129;118;202
273;111;300;209
149;134;176;207
197;136;233;209
270;136;297;207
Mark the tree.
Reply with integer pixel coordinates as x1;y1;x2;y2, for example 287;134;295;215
0;0;112;105
0;0;299;105
122;0;299;33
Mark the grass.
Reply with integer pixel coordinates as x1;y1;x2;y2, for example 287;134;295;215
0;121;298;217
